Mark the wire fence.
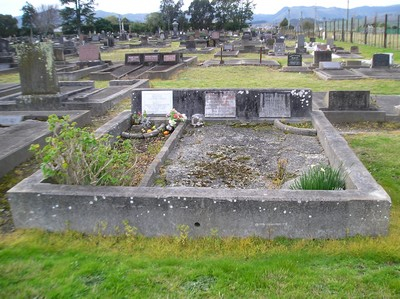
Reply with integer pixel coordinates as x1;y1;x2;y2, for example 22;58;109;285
318;14;400;49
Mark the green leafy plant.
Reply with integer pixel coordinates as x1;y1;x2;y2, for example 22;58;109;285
29;114;137;186
290;164;346;190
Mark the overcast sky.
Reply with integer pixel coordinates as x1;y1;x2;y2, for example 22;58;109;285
2;0;399;17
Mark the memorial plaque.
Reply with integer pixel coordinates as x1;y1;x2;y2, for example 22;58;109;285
259;93;291;118
142;90;173;115
163;54;177;62
287;54;302;66
205;91;236;117
126;55;141;64
144;54;159;62
0;115;23;126
223;44;234;51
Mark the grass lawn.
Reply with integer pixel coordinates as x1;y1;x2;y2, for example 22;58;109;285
1;42;400;297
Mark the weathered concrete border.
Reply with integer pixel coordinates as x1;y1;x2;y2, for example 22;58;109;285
7;110;391;238
0;110;91;178
273;119;317;136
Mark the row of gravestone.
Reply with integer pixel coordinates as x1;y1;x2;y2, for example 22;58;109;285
132;89;312;119
125;53;182;65
287;51;392;68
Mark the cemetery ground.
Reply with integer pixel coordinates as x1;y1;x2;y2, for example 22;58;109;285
1;42;400;297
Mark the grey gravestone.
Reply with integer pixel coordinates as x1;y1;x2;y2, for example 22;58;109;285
319;61;342;70
92;35;100;42
288;54;302;66
242;32;252;41
211;31;220;40
313;50;332;66
297;35;305;48
275;37;285;44
141;36;149;46
296;47;307;54
350;46;359;54
326;38;334;48
205;91;236;117
142;90;173;115
0;115;23;126
186;40;196;50
79;44;100;61
273;43;286;56
315;44;328;51
0;38;10;56
345;60;362;67
223;44;234;51
259;92;291;117
16;42;59;95
325;91;370;110
53;47;65;61
372;54;390;68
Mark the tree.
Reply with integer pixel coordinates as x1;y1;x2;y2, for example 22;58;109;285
35;4;61;36
280;18;288;29
302;20;314;35
211;0;255;31
159;0;183;31
146;12;163;33
94;18;113;33
0;14;18;37
187;0;214;30
59;0;96;35
21;2;37;41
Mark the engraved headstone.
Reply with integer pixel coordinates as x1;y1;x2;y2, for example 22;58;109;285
259;92;291;117
205;91;236;117
371;54;390;68
287;53;302;67
142;90;173;115
326;91;370;110
326;38;334;49
297;35;305;48
273;43;286;56
16;42;59;95
125;54;141;65
79;44;100;61
313;50;332;66
350;46;359;54
319;61;342;70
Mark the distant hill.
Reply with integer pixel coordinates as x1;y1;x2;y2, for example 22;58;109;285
95;10;147;22
14;5;400;28
252;5;400;24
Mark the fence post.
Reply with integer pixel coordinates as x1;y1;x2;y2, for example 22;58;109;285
333;20;336;40
350;17;354;43
383;14;388;48
341;19;345;41
364;16;368;45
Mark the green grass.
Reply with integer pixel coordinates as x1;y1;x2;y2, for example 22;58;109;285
1;131;400;297
151;66;400;94
1;42;400;297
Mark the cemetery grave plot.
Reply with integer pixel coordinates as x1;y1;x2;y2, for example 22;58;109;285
162;123;328;189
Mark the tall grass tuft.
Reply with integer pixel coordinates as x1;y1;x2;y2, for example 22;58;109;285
290;164;346;190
